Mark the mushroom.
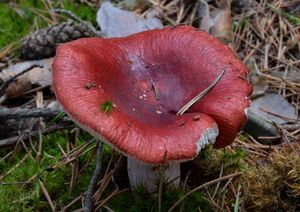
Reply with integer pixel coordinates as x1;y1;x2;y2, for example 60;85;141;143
52;26;252;191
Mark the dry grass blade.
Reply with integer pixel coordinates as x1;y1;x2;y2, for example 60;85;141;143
94;188;128;211
51;139;95;169
102;204;115;212
62;195;82;212
0;44;15;60
177;69;225;115
168;172;241;212
38;179;56;212
41;0;57;23
0;151;13;164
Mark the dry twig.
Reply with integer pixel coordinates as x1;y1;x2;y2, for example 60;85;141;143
0;107;63;119
83;142;103;212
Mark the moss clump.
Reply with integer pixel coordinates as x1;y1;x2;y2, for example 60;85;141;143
0;131;95;211
243;145;300;211
107;185;212;212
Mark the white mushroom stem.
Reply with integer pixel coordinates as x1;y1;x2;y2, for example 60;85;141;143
127;157;180;192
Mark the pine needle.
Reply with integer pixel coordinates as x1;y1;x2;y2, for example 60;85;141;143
177;69;225;115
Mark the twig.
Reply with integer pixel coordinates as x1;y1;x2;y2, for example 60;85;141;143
168;172;242;212
0;107;63;119
0;122;73;147
39;179;56;212
0;64;43;96
83;142;103;212
177;69;225;115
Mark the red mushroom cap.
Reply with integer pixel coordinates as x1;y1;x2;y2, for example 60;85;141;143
53;26;252;163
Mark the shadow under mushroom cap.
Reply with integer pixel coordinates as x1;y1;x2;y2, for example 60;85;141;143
53;26;252;164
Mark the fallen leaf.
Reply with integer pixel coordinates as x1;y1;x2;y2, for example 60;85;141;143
28;59;53;87
97;2;163;38
0;58;53;99
199;0;232;43
245;93;298;139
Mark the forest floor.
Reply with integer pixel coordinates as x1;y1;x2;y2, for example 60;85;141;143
0;0;299;211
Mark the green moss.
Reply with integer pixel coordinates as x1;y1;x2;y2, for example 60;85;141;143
61;0;97;26
0;1;47;48
0;131;96;211
108;186;212;212
0;156;42;211
0;0;97;49
201;146;247;175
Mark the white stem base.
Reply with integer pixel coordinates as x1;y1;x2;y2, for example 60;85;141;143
127;157;180;192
